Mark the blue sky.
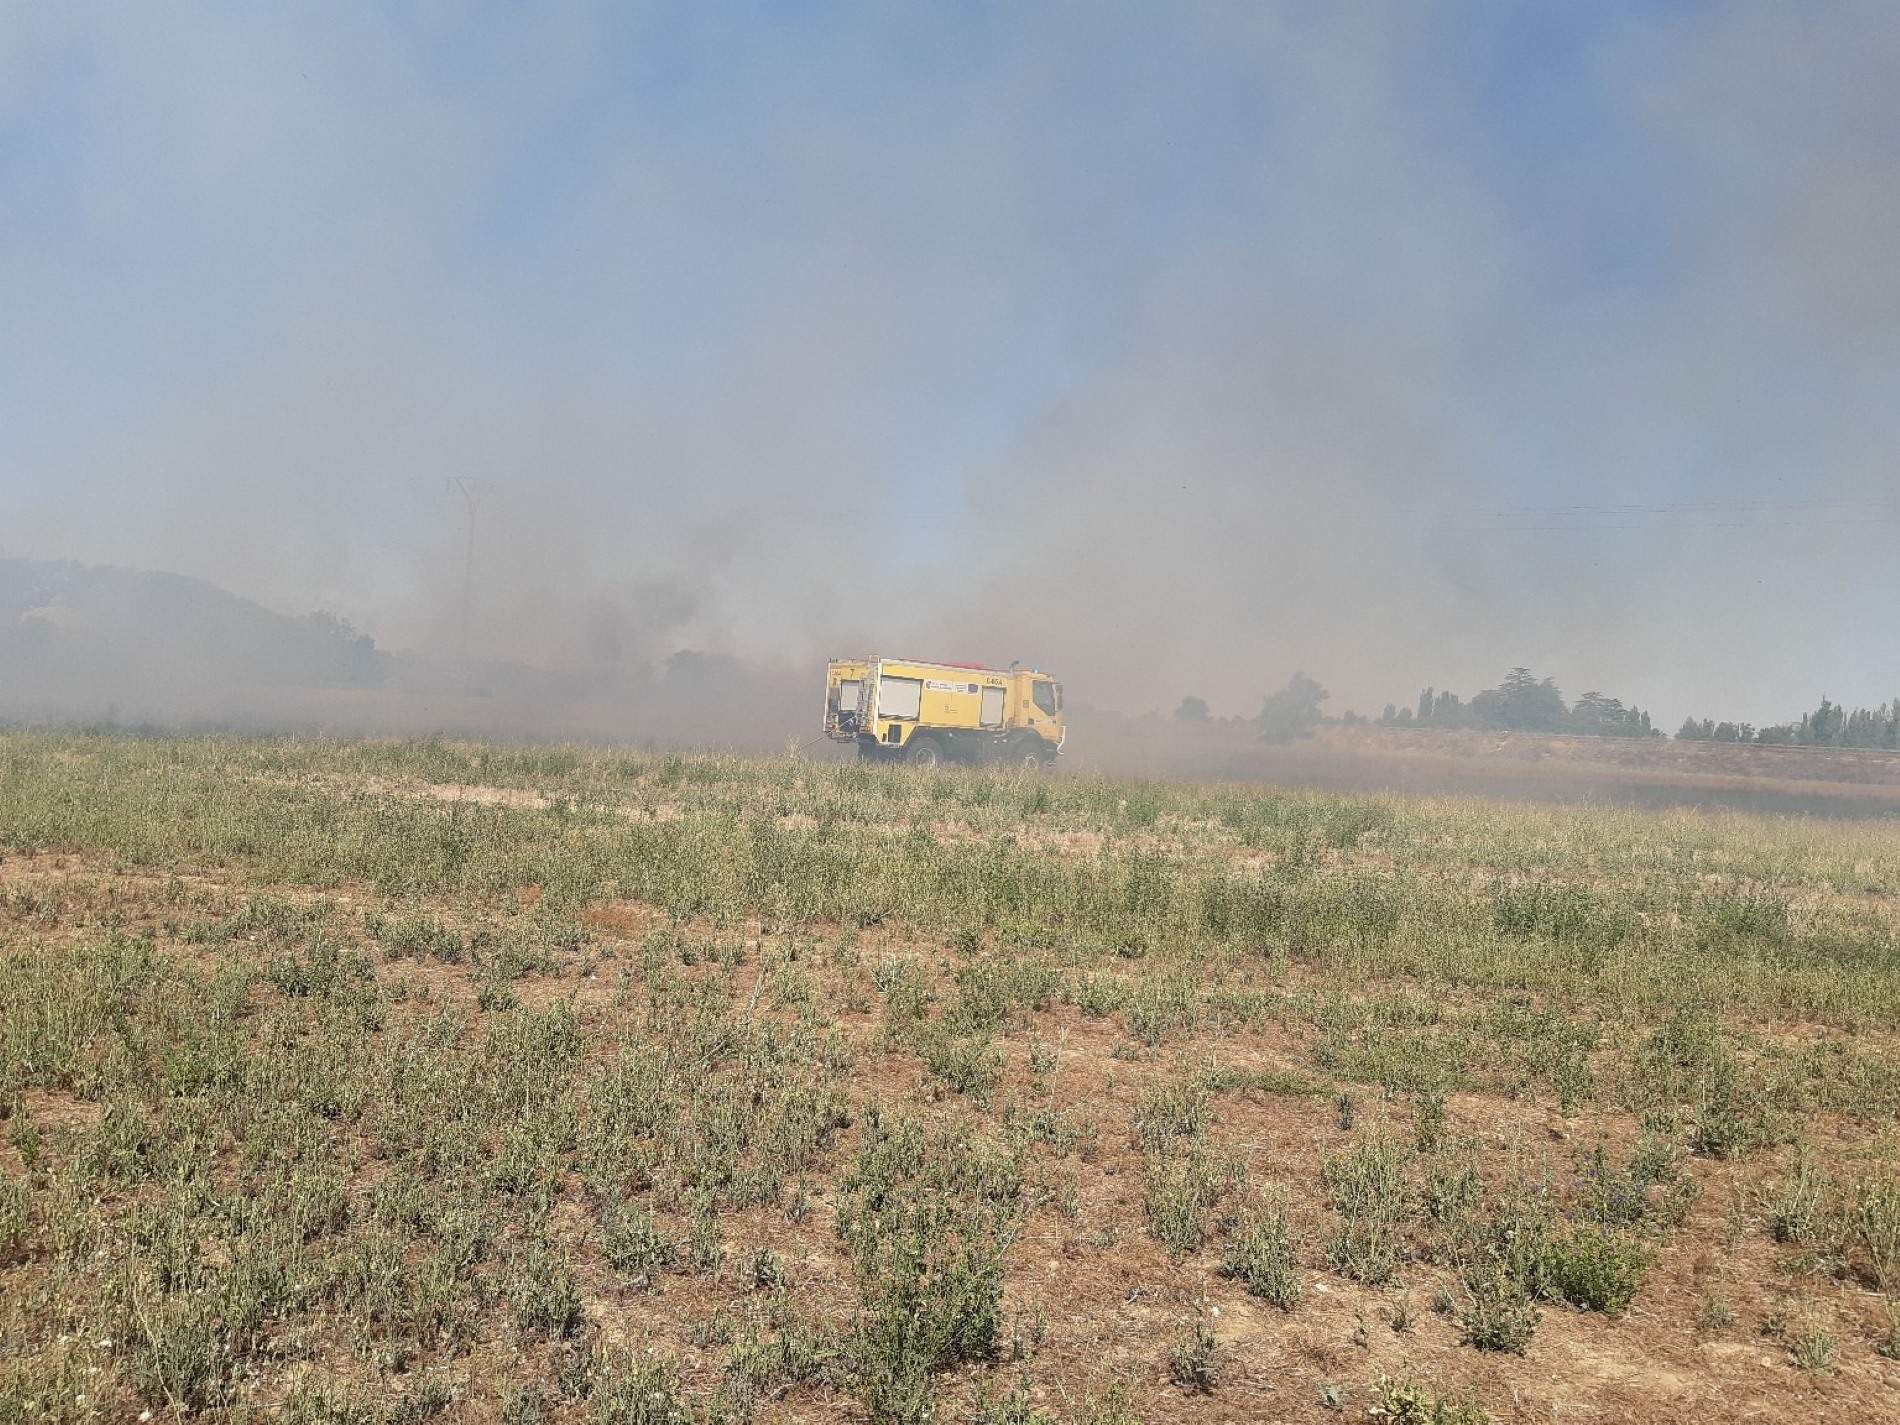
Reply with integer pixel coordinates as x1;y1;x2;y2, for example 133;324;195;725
2;1;1897;722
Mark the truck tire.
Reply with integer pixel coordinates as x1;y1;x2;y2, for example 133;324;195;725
1008;737;1049;770
904;735;945;768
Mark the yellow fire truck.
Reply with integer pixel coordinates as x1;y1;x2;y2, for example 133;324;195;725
824;656;1065;767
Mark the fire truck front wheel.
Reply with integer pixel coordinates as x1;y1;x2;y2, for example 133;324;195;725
1007;736;1051;770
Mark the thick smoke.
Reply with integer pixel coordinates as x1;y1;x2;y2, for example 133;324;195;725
2;3;1897;739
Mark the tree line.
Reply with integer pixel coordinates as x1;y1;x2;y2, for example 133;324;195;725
1172;670;1900;752
1378;667;1657;738
1676;696;1900;749
1172;666;1659;743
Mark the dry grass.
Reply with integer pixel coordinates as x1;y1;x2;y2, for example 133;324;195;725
2;730;1899;1423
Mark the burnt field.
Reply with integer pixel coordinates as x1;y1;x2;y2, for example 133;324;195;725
3;731;1900;1423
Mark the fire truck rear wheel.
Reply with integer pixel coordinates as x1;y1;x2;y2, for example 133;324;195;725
904;736;945;768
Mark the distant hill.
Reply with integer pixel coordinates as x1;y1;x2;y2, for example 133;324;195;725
0;558;388;722
0;558;812;744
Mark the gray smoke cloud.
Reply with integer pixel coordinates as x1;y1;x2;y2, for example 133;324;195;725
3;2;1897;736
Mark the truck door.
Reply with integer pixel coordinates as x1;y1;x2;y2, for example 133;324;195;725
1029;679;1062;742
979;685;1006;727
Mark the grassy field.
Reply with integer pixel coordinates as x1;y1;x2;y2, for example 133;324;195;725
3;732;1899;1423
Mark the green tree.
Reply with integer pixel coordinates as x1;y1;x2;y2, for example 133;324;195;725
1570;691;1625;735
1175;695;1211;722
1432;690;1468;727
1257;672;1328;743
1472;667;1567;732
1799;697;1844;745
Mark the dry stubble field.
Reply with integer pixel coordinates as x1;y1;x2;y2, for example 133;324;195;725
2;732;1899;1424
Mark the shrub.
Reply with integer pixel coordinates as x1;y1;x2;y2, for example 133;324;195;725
1491;881;1630;950
1323;1137;1411;1221
1576;1138;1684;1229
1532;1225;1649;1315
919;1028;1003;1102
589;1353;693;1425
380;916;466;963
601;1206;676;1289
500;1385;546;1425
1413;1087;1448;1153
1837;1169;1900;1292
686;1196;724;1274
1166;1318;1219;1394
1369;1376;1491;1425
1134;1080;1211;1154
1143;1147;1232;1259
727;1313;837;1393
970;1377;1057;1425
1877;1300;1900;1361
1322;1138;1410;1284
1767;1154;1825;1244
1689;1059;1780;1159
1221;1198;1302;1309
1694;886;1792;949
1126;974;1197;1047
1458;1264;1539;1354
1424;1164;1482;1232
0;1175;26;1264
512;1246;584;1338
1328;1214;1403;1286
839;1117;1022;1423
1788;1324;1837;1374
126;1291;233;1413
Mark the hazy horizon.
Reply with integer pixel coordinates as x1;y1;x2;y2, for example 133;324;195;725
5;3;1898;733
